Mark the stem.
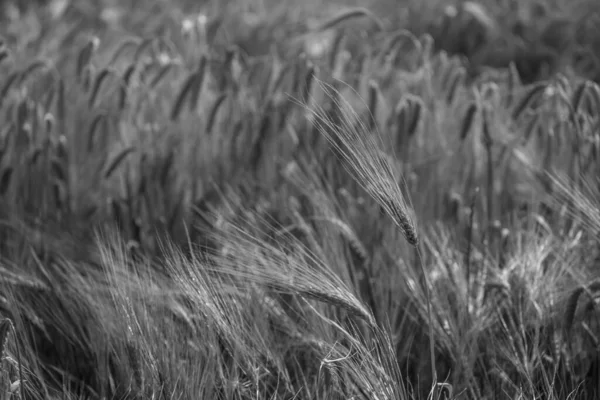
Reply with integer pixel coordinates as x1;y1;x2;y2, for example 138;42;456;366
414;245;437;386
466;187;479;317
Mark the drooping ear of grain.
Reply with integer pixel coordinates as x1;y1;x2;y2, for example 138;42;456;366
328;30;346;71
43;81;57;112
150;63;176;88
460;103;478;141
18;59;52;86
445;66;466;104
406;97;423;138
170;71;198;121
187;56;207;112
50;157;67;184
57;78;66;125
87;113;106;153
205;93;227;135
380;196;418;246
248;111;272;171
395;100;408;137
367;80;379;131
382;29;421;58
511;82;548;120
103;147;136;179
81;64;95;93
132;37;155;65
76;36;100;83
315;8;383;33
218;47;237;91
269;62;290;97
108;37;142;66
584;81;600;113
506;61;521;106
14;99;29;136
301;62;317;102
119;64;137;110
44;113;55;135
0;318;11;358
564;286;585;340
522;112;540;144
0;72;20;108
564;280;600;341
89;67;116;108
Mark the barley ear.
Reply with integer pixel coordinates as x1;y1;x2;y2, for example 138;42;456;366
506;61;521;106
76;36;100;83
511;82;547;120
87;113;106;153
445;67;465;104
0;72;20;108
205;93;227;135
89;67;116;108
150;63;176;88
188;56;207;112
18;59;52;86
119;64;137;110
107;37;142;65
564;286;585;340
170;72;198;121
367;80;380;131
584;81;600;113
81;64;95;93
460;103;478;141
44;113;55;135
380;196;418;246
328;30;346;70
301;62;317;102
406;96;423;137
316;8;383;32
0;318;11;357
103;147;136;179
523;113;540;143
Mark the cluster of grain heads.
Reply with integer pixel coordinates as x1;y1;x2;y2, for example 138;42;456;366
298;78;446;390
205;201;379;329
0;318;24;400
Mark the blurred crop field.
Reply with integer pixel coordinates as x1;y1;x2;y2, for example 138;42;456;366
1;0;600;399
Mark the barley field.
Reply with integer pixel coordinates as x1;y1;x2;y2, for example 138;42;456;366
0;0;600;399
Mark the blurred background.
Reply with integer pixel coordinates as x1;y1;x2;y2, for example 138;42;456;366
2;0;600;84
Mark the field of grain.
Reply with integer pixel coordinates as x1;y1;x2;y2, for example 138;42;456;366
0;0;600;399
